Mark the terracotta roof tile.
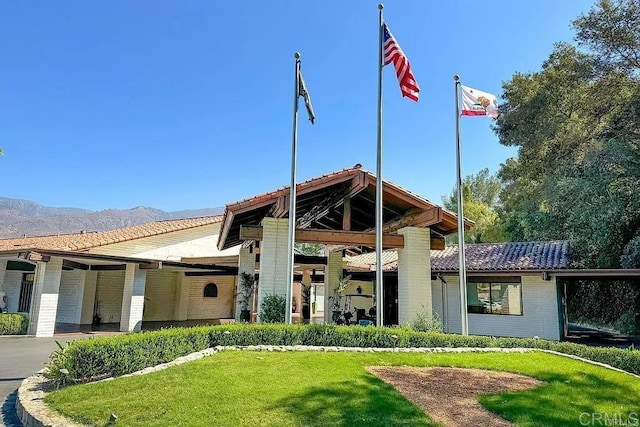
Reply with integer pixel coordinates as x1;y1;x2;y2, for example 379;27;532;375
346;241;570;272
0;216;223;253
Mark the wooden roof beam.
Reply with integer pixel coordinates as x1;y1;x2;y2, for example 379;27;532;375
240;225;404;249
365;206;443;234
62;259;90;270
296;174;368;228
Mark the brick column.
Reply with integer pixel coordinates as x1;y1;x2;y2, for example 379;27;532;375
28;257;64;337
120;264;147;332
80;271;98;325
173;272;189;321
257;217;289;322
397;227;431;325
235;247;256;321
323;251;342;324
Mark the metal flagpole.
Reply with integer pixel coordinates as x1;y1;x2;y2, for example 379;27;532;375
454;74;469;335
285;53;301;324
375;3;385;327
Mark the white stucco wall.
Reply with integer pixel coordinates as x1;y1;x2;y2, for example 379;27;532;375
88;223;239;260
431;274;561;340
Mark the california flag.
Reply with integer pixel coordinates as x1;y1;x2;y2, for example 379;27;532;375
461;85;499;118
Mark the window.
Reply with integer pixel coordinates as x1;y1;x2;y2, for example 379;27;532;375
466;278;522;315
18;273;35;312
203;283;218;298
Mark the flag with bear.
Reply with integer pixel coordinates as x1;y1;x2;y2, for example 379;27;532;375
460;85;498;118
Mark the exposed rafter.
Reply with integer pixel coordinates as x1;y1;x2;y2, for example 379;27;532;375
240;225;404;248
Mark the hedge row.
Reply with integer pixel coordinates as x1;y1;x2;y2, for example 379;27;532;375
0;313;28;335
46;324;640;385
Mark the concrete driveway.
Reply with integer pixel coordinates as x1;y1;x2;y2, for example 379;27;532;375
0;335;83;427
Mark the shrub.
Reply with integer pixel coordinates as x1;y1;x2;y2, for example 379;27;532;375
259;294;285;323
45;324;640;387
236;273;256;322
406;307;443;333
0;313;28;335
613;312;638;335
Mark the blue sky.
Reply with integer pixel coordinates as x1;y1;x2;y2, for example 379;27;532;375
0;1;591;212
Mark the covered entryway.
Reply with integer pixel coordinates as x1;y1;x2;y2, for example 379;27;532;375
217;164;468;325
0;250;239;337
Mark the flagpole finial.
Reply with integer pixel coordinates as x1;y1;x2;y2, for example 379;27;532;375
294;52;300;60
378;3;384;10
454;74;460;81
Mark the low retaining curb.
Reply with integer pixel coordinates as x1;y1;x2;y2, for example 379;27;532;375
16;345;638;426
16;370;84;427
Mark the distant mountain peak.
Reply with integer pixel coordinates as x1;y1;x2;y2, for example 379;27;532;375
0;196;224;239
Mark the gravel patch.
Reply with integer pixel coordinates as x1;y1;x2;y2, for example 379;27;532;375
368;366;543;427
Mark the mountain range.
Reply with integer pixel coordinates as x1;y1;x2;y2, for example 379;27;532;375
0;196;224;239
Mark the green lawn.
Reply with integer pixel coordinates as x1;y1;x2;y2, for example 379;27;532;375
45;351;640;426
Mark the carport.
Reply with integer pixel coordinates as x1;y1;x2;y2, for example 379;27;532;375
553;268;640;344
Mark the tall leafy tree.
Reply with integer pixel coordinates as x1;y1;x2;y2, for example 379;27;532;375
495;0;640;332
496;0;640;268
442;168;506;244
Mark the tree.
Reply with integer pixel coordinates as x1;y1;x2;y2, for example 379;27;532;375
294;243;323;256
495;0;640;268
442;168;506;244
494;0;640;333
573;0;640;75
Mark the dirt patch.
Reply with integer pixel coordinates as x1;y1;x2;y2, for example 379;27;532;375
367;366;543;427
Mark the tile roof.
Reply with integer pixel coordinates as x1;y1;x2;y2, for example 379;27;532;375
222;165;363;214
345;250;399;267
223;164;453;217
346;241;570;272
0;216;223;253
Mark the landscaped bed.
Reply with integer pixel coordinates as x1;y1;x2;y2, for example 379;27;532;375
45;350;640;426
44;324;640;383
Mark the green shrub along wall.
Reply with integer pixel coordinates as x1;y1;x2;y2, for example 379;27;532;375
46;324;640;386
0;313;29;335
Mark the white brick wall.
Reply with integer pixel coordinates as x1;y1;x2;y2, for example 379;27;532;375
80;271;98;324
95;271;125;324
56;270;86;324
144;270;178;321
431;278;446;328
432;274;561;340
120;264;147;332
30;258;64;337
187;276;235;319
0;259;7;306
323;251;342;323
257;218;289;321
397;227;431;325
2;270;25;313
173;273;189;321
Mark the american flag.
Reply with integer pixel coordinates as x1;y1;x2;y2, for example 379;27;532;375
383;23;419;102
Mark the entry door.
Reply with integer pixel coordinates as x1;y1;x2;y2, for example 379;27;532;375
383;277;398;326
